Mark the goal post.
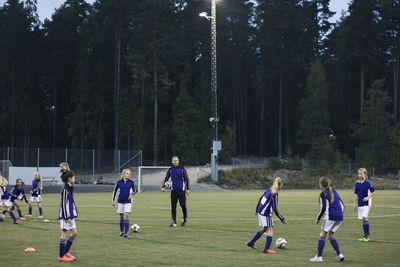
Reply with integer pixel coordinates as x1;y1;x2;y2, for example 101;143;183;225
137;166;170;193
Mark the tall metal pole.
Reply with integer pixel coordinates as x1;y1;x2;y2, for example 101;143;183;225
210;0;219;182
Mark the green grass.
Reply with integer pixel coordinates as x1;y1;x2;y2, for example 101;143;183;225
1;190;400;266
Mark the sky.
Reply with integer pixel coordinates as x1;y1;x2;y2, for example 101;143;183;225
0;0;351;23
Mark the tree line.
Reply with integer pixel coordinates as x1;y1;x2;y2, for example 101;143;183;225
0;0;399;170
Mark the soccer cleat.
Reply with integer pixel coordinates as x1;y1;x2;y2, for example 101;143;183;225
14;220;19;224
118;232;124;237
20;217;25;220
181;220;187;227
337;254;344;262
169;223;177;227
38;215;43;218
358;236;370;242
247;243;257;249
64;252;75;260
58;256;74;262
124;234;130;239
263;249;276;254
310;255;323;262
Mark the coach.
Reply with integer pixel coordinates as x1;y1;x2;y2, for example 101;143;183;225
161;156;190;227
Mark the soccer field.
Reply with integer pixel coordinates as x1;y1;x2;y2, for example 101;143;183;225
1;190;400;266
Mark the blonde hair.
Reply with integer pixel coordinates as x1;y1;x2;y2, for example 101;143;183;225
59;162;70;170
271;177;283;195
34;172;43;190
121;168;131;179
320;177;334;203
0;176;8;187
358;168;368;181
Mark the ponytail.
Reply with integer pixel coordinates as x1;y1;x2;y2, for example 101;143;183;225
34;172;43;190
319;177;334;203
271;177;283;195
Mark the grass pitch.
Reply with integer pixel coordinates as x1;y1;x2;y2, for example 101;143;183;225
1;190;400;266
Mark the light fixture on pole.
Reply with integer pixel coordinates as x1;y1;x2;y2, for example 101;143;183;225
200;0;220;182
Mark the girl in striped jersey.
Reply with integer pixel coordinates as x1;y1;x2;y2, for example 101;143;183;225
0;176;19;224
58;170;78;262
8;178;28;219
28;172;43;218
247;177;286;254
310;177;344;262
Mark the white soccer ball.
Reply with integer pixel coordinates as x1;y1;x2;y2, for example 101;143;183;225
164;181;171;189
131;224;140;233
0;214;5;222
275;237;287;249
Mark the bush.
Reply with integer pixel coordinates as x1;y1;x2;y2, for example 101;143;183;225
266;157;282;170
284;155;302;171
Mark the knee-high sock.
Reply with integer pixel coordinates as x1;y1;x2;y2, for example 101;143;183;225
317;236;326;257
363;221;370;236
29;206;32;215
39;207;43;216
2;210;6;215
264;234;273;251
248;230;263;245
8;211;17;222
65;237;74;253
119;217;124;233
17;209;23;217
124;217;129;235
329;237;341;255
59;239;66;258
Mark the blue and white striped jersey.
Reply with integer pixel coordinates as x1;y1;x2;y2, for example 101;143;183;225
9;186;27;202
0;185;10;200
112;179;136;204
354;179;375;207
256;188;285;221
32;179;42;196
317;189;344;221
59;184;78;220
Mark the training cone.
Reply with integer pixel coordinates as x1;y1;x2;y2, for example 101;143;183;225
24;247;36;252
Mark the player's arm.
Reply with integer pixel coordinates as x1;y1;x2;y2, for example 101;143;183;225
254;197;261;216
161;168;171;191
272;194;285;223
61;188;71;220
112;183;119;205
128;182;136;200
9;187;17;198
316;192;326;223
32;182;39;193
363;181;375;201
183;168;190;196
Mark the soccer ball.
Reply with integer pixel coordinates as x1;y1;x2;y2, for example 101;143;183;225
164;181;171;189
0;214;5;222
131;224;140;233
275;238;287;249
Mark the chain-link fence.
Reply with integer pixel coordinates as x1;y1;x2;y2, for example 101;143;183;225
0;147;142;183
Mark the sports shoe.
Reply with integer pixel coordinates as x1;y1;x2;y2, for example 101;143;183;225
58;256;74;262
337;254;344;262
181;220;187;227
310;255;323;262
14;220;19;224
263;249;276;254
124;234;130;239
64;252;76;260
169;223;177;227
38;215;43;218
358;236;370;242
20;217;25;220
118;232;124;237
247;243;256;249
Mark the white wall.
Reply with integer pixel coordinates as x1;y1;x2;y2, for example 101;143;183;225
9;167;61;185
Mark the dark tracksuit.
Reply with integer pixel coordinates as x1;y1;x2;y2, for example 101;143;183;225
162;165;190;223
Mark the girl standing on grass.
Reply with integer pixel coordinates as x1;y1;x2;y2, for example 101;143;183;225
310;177;345;262
0;176;19;224
112;168;136;239
247;177;286;254
9;178;28;219
354;168;375;242
28;172;43;218
58;170;78;262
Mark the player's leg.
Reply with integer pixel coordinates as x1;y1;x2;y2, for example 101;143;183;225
170;191;178;226
37;200;43;217
123;211;131;238
15;202;24;219
28;199;33;216
119;213;124;237
58;224;73;262
362;217;370;240
64;225;77;259
310;220;328;262
178;191;187;226
263;225;275;253
327;228;344;261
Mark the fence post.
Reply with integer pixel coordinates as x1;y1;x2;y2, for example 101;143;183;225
7;147;9;161
138;166;142;193
37;148;40;171
197;166;200;181
373;167;375;177
348;163;351;174
65;148;68;163
92;149;95;181
118;150;121;176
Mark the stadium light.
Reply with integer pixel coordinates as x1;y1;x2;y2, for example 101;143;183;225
201;0;220;182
